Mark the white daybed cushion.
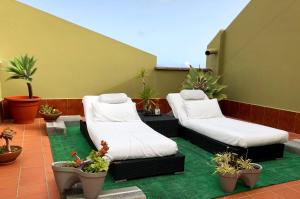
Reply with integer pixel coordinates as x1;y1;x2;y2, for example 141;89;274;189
184;118;288;148
83;96;178;161
92;101;140;122
167;93;288;148
180;89;208;100
87;121;178;161
183;99;223;119
98;93;128;104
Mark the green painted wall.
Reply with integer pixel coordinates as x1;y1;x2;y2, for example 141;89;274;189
207;0;300;112
0;0;186;99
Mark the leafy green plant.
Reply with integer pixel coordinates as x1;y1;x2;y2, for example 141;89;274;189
0;128;16;153
83;150;109;173
137;68;157;112
5;54;37;98
237;157;254;170
67;141;110;173
39;104;61;115
182;66;227;100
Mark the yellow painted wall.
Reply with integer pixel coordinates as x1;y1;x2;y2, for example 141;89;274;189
0;0;187;99
207;0;300;112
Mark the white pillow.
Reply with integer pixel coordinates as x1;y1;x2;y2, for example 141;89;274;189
180;90;207;100
92;102;140;122
183;99;223;119
98;93;128;104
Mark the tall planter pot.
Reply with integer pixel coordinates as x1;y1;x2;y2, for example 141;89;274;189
52;162;107;199
218;172;239;192
5;96;41;124
240;163;263;188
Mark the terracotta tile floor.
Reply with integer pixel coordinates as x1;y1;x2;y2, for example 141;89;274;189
0;119;300;199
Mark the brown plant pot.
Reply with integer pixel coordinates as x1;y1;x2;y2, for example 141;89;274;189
0;146;22;164
240;163;263;188
5;96;41;124
52;162;107;199
39;111;62;122
218;172;239;192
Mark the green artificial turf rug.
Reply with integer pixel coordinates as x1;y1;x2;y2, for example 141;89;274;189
48;126;300;199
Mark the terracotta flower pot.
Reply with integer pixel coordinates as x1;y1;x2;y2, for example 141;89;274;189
240;163;263;188
218;172;240;192
5;96;41;124
39;111;62;122
0;145;22;164
52;162;107;199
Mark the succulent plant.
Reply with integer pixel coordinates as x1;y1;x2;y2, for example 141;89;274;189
39;104;61;115
68;140;110;173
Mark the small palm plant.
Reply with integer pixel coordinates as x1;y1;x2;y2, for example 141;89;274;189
5;55;37;99
0;128;16;153
182;66;227;100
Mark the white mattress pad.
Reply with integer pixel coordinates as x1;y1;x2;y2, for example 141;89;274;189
83;96;178;161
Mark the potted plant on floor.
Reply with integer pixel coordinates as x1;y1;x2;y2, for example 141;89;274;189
212;152;263;192
237;157;263;188
39;104;62;122
3;54;41;124
52;141;110;199
213;152;240;192
0;128;22;164
215;163;240;192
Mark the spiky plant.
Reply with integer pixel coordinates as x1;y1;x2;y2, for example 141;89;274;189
137;68;156;112
0;128;16;152
5;54;37;98
213;152;232;165
182;66;227;101
237;157;254;170
215;163;239;175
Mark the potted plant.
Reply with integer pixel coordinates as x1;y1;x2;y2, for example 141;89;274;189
212;152;263;192
4;54;41;124
215;163;240;192
39;104;62;122
182;65;227;100
0;128;22;164
52;140;110;199
137;68;157;115
237;157;263;188
213;152;240;192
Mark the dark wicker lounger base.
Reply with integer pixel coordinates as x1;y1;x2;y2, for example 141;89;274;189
179;125;284;162
80;120;185;181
